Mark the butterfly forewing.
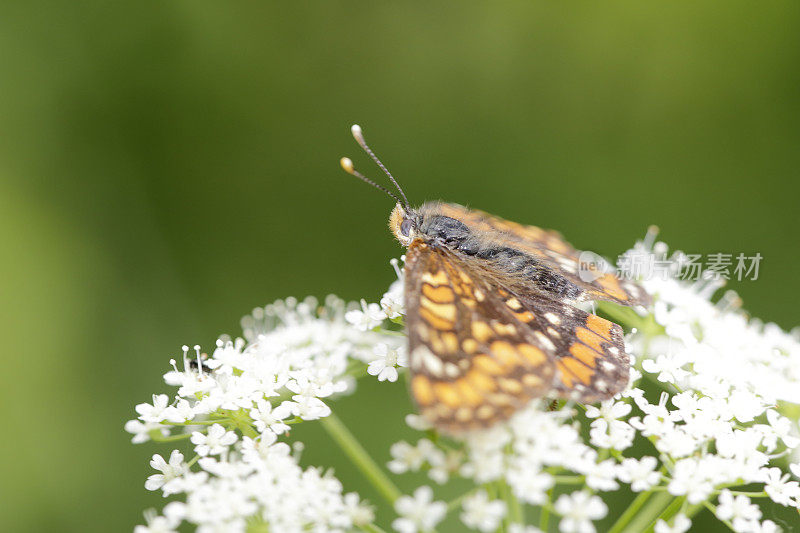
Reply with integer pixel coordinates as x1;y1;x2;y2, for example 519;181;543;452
404;242;559;432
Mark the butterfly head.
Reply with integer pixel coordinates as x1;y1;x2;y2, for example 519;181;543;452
389;203;420;247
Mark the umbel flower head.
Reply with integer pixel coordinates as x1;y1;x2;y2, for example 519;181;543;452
128;234;800;532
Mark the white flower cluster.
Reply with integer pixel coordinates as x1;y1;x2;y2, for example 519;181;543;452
128;237;800;533
127;293;403;532
385;234;800;533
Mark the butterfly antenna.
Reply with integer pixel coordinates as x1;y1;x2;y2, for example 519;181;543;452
339;157;403;205
349;124;410;210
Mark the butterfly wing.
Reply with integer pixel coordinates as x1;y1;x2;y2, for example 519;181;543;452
510;291;631;402
434;203;650;307
405;240;630;433
404;241;555;433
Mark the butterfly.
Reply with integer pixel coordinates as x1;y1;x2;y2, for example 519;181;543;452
341;125;650;434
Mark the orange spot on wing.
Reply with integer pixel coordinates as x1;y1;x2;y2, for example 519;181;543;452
433;382;463;408
518;344;547;366
586;314;614;341
569;343;599;368
557;361;577;388
466;368;498;392
471;322;493;343
473;354;506;375
422;284;455;303
411;375;435;406
558;357;594;385
597;274;628;301
513;310;535;323
576;327;607;353
419;307;454;331
453;378;483;406
489;341;520;367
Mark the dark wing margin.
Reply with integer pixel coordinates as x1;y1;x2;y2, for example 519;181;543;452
434;203;651;307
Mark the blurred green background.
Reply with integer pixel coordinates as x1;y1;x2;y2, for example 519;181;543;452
1;1;799;531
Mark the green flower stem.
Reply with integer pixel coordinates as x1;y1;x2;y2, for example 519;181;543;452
652;495;686;527
149;430;192;442
551;475;583;484
501;480;524;526
725;491;769;498
360;523;389;533
320;412;402;505
704;502;735;532
161;419;231;427
607;490;653;533
539;486;553;531
617;491;675;533
447;489;476;511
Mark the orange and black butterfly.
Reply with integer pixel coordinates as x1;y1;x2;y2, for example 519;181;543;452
340;125;650;434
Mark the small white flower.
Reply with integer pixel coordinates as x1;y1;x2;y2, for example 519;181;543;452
642;352;690;384
134;509;179;533
617;456;661;492
162;399;194;424
136;394;171;423
460;490;507;532
654;514;691;533
344;492;374;527
145;450;188;496
190;424;237;456
747;519;780;533
345;299;386;331
763;409;800;450
506;468;553;505
405;413;432;431
761;467;800;507
585;399;631;421
584;458;620;491
716;490;762;531
554;491;607;533
387;439;437;474
249;399;292;435
125;419;166;444
380;279;405;319
392;486;447;533
589;418;635;451
367;343;407;382
286;396;331;420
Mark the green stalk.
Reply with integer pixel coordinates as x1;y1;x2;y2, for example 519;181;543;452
320;412;402;504
607;490;653;533
539;487;553;531
652;496;686;527
618;491;675;533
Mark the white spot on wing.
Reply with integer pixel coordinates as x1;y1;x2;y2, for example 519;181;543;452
544;312;562;325
534;331;556;351
412;346;444;377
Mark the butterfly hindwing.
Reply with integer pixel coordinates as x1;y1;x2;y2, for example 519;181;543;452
510;292;630;402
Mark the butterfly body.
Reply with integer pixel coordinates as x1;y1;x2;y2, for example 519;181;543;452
389;202;650;433
341;125;648;434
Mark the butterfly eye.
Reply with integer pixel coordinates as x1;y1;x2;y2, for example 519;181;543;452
400;219;415;237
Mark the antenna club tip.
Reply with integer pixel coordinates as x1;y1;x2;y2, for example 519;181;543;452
350;124;365;144
339;157;354;173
